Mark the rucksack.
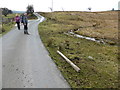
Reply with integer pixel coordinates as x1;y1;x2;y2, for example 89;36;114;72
21;15;24;23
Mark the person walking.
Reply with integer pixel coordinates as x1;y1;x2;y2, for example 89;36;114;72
15;14;21;30
22;13;29;35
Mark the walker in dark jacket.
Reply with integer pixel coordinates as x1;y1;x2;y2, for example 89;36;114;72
22;13;29;35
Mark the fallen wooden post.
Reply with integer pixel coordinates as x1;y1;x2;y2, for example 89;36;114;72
57;50;80;72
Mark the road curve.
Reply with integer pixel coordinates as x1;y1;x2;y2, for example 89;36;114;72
2;13;70;88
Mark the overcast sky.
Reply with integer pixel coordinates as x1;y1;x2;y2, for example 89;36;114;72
0;0;119;12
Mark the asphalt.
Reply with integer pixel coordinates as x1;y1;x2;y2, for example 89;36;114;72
1;13;70;88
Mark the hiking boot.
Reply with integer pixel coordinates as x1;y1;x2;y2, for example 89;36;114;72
26;33;30;35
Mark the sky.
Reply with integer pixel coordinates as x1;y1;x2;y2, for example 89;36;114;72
0;0;120;12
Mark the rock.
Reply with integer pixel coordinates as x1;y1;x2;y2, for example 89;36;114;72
88;56;94;60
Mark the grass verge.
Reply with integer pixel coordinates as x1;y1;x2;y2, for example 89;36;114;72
38;11;118;88
2;13;16;18
1;22;15;36
28;14;38;20
1;13;16;36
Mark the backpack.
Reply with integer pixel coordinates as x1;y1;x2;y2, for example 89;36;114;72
21;15;24;23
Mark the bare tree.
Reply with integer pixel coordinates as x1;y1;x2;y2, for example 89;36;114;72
26;5;34;14
1;8;12;17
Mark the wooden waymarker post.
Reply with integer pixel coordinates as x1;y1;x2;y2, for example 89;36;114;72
57;50;80;72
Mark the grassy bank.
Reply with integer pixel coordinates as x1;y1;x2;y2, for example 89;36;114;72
28;14;38;20
38;11;118;88
1;22;15;36
41;11;118;45
2;13;16;18
1;14;16;36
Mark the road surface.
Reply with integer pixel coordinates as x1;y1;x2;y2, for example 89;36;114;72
1;13;70;88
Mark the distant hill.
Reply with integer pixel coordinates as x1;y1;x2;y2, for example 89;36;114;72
12;10;25;13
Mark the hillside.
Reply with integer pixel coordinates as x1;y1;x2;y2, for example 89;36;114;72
38;11;118;88
40;11;118;45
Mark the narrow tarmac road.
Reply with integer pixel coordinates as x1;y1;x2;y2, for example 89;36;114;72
2;13;70;88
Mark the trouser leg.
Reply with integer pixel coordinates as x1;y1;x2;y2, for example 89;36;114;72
24;24;28;34
17;22;20;30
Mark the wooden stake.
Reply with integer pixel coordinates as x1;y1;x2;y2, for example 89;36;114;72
57;50;80;72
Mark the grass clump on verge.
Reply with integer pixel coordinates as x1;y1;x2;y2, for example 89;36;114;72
28;14;38;20
38;11;118;88
2;13;16;18
1;22;15;36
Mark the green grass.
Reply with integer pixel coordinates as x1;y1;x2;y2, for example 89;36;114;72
2;13;16;18
38;11;118;88
1;13;16;36
1;22;15;36
28;14;38;20
40;11;118;45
